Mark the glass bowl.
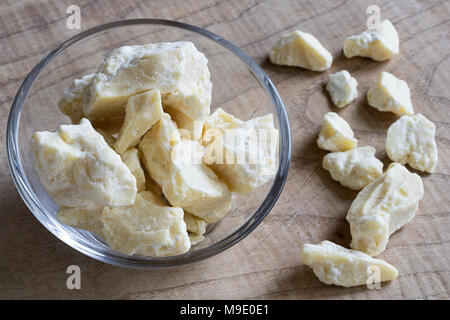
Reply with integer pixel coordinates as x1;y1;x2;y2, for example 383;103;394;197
6;19;291;269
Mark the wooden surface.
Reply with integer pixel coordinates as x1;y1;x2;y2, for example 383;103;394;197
1;0;449;300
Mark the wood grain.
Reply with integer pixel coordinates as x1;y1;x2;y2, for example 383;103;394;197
0;0;449;299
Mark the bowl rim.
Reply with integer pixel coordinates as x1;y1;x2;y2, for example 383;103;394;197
6;19;291;269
